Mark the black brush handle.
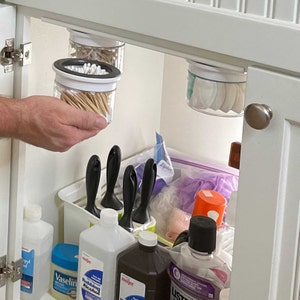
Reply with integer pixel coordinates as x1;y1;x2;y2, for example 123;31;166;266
101;145;123;210
132;158;157;224
106;145;121;194
85;155;101;218
119;165;137;232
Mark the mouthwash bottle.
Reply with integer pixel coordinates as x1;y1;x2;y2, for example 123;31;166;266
115;230;171;300
169;216;231;300
77;208;136;300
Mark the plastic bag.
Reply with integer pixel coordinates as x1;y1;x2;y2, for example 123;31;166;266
149;150;239;243
119;132;174;196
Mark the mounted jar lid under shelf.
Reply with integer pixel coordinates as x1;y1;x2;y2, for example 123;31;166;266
53;58;121;123
186;60;247;117
68;29;125;72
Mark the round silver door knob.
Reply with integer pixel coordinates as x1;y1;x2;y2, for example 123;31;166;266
244;103;273;130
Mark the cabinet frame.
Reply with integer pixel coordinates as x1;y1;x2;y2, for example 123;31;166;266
3;1;300;300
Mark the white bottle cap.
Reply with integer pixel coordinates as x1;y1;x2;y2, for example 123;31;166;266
24;204;42;221
220;288;230;300
138;231;157;247
100;208;118;225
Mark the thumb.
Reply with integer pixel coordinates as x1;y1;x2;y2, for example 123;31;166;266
72;111;108;131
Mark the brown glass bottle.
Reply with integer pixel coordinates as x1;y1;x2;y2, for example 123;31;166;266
115;231;171;300
228;141;241;170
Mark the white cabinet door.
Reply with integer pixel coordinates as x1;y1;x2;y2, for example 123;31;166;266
0;3;15;300
0;139;12;300
231;66;300;300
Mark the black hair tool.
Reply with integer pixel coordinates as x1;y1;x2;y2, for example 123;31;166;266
101;145;123;210
85;155;101;218
119;165;137;232
132;158;157;224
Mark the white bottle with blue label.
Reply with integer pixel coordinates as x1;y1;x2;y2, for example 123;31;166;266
77;208;136;300
21;204;54;300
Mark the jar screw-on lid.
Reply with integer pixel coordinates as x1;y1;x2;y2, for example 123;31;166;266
188;215;217;254
68;29;125;48
53;58;120;79
51;243;79;271
187;60;247;83
53;58;121;92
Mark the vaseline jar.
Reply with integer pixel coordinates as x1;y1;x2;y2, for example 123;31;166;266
50;243;79;300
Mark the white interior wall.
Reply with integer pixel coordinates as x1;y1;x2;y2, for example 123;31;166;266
25;19;164;243
25;18;243;244
160;55;243;164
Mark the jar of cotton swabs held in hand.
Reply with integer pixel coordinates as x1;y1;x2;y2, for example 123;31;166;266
52;58;121;123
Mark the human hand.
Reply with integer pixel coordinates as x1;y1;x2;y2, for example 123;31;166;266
5;95;108;152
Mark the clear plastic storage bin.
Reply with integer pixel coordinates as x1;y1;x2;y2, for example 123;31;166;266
186;59;247;117
53;58;121;123
69;29;125;71
58;150;158;245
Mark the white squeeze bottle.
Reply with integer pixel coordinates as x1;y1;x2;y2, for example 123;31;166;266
21;204;54;300
77;208;136;300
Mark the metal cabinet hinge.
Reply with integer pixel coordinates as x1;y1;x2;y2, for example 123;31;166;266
0;38;32;73
0;255;22;288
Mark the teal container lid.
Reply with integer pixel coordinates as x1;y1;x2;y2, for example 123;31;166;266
51;243;79;271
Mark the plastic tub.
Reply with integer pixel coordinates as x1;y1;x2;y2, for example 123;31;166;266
58;155;156;245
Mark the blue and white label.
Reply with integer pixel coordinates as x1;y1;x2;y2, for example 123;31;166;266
21;248;35;294
79;251;103;300
52;270;77;298
119;273;145;300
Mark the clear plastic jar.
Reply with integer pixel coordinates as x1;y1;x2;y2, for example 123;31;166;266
68;29;125;72
53;58;121;123
186;59;247;117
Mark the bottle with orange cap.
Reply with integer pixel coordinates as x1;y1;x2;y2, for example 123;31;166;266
192;189;227;226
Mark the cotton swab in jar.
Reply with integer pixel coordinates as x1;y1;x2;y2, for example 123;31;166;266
60;90;111;117
65;63;109;75
61;63;111;117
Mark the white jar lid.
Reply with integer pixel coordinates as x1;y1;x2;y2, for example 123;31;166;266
68;29;125;48
188;60;246;83
53;58;121;92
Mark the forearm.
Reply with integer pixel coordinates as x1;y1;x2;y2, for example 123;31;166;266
0;96;21;138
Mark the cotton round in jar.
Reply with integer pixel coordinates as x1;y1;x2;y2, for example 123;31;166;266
186;59;247;117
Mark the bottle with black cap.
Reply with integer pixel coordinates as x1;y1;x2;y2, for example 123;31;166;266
168;216;231;300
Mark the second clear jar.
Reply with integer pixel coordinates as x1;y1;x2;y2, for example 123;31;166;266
186;59;247;117
68;29;125;72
